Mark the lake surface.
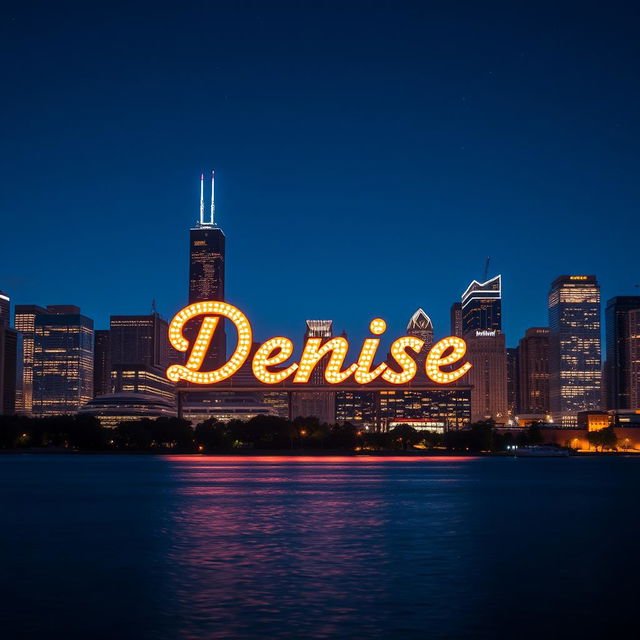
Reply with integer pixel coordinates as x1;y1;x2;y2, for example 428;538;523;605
1;455;638;639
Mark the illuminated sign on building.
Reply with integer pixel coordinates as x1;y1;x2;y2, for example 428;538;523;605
166;302;472;386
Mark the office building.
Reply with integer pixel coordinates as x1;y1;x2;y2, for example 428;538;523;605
629;309;640;409
506;347;519;419
465;331;508;423
14;304;47;414
93;330;111;397
518;327;550;416
291;320;335;423
548;275;602;426
461;275;502;335
109;312;173;400
335;388;471;430
188;172;226;369
0;291;9;328
32;306;93;416
450;302;463;337
0;323;17;415
604;296;640;410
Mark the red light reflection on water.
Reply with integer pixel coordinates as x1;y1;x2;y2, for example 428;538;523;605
167;455;478;463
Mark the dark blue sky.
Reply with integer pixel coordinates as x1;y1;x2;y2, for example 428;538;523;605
1;1;639;348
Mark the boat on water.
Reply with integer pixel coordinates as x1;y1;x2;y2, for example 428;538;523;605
515;445;571;458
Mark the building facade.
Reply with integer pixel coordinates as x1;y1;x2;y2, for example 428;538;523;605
93;329;111;397
14;304;47;414
506;347;519;419
335;387;471;430
461;275;502;334
450;302;463;337
109;313;173;400
32;306;94;416
0;324;17;415
628;309;640;410
291;320;336;423
604;296;640;410
548;275;601;426
464;331;508;423
518;327;550;416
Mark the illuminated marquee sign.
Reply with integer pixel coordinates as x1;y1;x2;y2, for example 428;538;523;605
166;302;472;386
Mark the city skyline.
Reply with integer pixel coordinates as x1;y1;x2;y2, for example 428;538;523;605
2;4;640;347
1;170;636;352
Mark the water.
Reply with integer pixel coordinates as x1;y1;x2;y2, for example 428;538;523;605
1;455;638;639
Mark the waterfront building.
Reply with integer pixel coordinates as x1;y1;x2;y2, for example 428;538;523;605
78;392;176;428
461;274;502;335
604;296;640;410
450;302;463;337
14;304;47;414
188;172;226;369
465;331;508;423
518;327;550;415
548;275;602;426
577;410;610;431
335;388;471;430
93;329;111;397
291;320;336;423
181;392;277;425
32;306;93;416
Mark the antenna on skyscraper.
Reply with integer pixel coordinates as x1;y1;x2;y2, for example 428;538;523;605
484;256;491;281
199;173;205;225
210;170;215;225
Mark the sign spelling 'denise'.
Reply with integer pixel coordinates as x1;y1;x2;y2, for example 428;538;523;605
166;302;472;386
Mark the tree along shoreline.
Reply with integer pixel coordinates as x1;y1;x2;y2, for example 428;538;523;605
0;414;617;454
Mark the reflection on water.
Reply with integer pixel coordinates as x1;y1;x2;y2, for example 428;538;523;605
1;455;639;639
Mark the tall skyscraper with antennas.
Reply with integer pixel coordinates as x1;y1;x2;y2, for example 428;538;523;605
188;172;226;369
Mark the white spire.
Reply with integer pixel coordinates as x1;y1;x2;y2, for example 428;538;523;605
210;170;215;225
199;173;205;225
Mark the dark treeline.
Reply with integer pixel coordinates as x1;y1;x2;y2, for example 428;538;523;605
0;414;551;453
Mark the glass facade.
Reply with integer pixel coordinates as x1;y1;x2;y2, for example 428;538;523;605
335;389;471;430
14;304;47;414
518;327;550;415
33;310;94;416
188;226;226;369
548;276;601;426
604;296;640;410
461;275;502;334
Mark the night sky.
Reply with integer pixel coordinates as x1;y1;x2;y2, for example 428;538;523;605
2;1;639;349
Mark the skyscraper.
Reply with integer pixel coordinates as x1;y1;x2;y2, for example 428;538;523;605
407;309;434;350
604;296;640;410
0;291;10;328
291;320;335;423
32;306;93;416
109;313;173;400
465;331;508;423
188;172;225;369
548;275;601;426
518;327;550;416
93;329;111;397
461;275;502;335
628;309;640;410
14;304;47;414
506;347;519;419
0;291;17;415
